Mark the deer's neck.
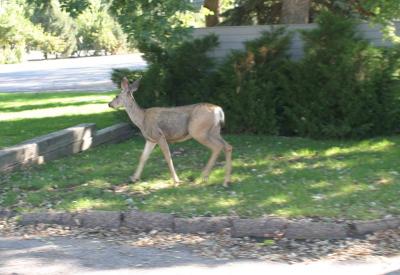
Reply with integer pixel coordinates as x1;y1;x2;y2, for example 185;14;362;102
124;97;145;131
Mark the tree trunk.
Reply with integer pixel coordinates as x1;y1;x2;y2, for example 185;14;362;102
204;0;219;27
280;0;311;24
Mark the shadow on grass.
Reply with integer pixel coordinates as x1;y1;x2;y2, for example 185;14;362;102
0;100;112;113
1;135;399;219
0;110;129;148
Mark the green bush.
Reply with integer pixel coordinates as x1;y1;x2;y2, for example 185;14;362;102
281;12;400;138
212;28;293;134
111;34;219;107
111;68;144;87
111;12;400;139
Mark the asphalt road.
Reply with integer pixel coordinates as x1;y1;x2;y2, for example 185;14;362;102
1;236;400;275
0;54;146;92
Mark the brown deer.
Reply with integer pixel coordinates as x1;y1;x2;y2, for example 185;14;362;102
108;77;232;187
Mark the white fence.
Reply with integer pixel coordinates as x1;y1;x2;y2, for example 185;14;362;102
193;22;400;60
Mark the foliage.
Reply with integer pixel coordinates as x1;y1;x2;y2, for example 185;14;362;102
26;0;91;18
220;0;282;25
354;0;400;24
281;12;400;138
111;68;144;88
0;1;49;63
221;0;400;26
212;28;292;134
75;0;127;55
111;34;219;107
111;14;400;139
0;0;128;62
59;0;91;17
110;0;195;60
29;0;78;57
218;12;400;138
0;3;27;63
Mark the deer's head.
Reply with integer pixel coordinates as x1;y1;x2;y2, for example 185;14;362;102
108;77;140;109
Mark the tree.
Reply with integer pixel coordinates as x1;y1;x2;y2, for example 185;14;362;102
220;0;282;25
0;1;47;63
280;0;310;24
204;0;219;26
29;0;78;57
76;0;127;55
26;0;90;17
346;0;400;42
110;0;195;62
221;0;400;27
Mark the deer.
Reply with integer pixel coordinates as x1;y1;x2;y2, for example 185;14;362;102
108;77;233;187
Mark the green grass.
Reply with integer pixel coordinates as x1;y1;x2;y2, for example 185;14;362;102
1;92;399;220
1;134;399;220
0;92;126;148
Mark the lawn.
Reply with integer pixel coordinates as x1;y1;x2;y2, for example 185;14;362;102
1;92;399;220
1;135;400;220
0;92;126;148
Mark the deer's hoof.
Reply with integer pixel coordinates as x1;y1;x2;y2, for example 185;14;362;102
194;177;208;185
223;181;232;188
129;176;140;183
173;182;180;187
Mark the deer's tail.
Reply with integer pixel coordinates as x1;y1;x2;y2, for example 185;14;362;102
215;106;225;127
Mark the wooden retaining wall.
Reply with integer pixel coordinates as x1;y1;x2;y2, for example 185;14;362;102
0;123;136;172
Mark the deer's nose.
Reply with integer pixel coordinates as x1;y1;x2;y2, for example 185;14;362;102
108;102;112;108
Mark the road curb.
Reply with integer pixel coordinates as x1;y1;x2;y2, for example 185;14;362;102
12;210;400;240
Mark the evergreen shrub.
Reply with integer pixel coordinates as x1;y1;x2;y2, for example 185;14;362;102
281;12;400;138
112;34;219;107
111;12;400;139
211;28;293;134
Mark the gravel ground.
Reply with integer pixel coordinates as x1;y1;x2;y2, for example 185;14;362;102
1;217;400;264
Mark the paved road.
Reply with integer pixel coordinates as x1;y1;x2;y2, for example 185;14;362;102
1;236;400;275
0;54;147;92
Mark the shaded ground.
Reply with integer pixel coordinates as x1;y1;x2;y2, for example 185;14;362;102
0;54;146;92
1;235;400;275
1;217;400;275
0;236;221;274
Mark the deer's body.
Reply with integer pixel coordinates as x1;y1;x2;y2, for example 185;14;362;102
141;104;223;143
109;78;232;186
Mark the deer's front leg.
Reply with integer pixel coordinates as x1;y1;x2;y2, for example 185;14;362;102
158;136;181;185
130;140;156;182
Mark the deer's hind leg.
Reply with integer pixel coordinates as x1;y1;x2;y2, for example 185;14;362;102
192;128;232;187
220;137;233;187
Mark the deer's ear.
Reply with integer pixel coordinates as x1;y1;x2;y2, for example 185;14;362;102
121;77;129;91
129;78;141;93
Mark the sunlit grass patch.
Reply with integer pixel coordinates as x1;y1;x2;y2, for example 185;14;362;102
324;139;395;156
0;91;126;148
0;103;114;121
1;134;399;220
61;197;127;211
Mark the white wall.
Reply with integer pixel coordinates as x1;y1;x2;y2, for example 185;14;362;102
193;22;400;60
